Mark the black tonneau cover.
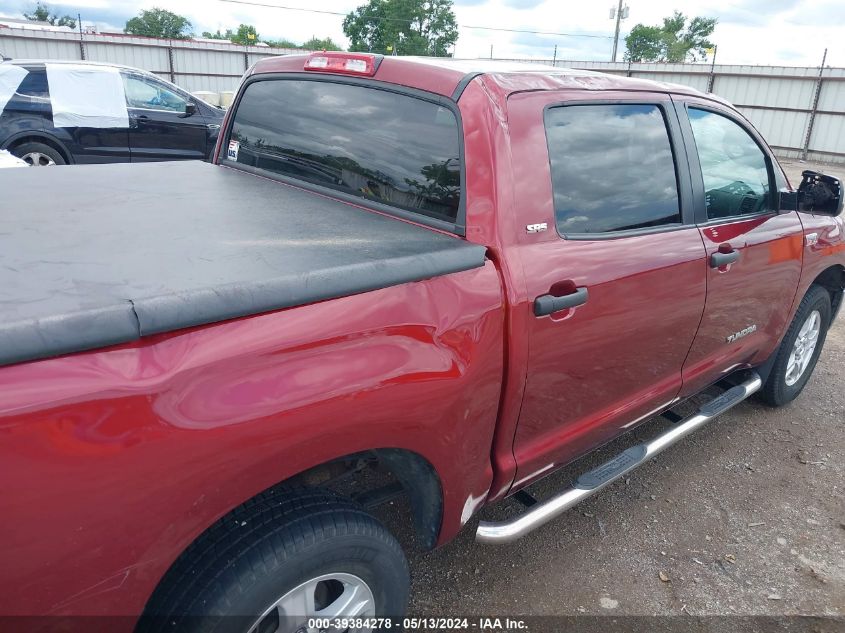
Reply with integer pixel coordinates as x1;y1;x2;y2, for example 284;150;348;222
0;161;486;367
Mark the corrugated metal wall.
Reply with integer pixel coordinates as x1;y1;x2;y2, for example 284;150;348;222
0;26;299;94
2;26;843;162
506;58;845;163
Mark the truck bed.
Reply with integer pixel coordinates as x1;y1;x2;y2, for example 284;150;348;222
0;161;486;367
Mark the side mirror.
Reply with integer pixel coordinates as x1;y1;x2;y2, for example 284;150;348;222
797;170;843;216
179;102;197;118
778;190;798;212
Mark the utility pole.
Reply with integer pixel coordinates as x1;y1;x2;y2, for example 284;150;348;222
706;45;718;93
77;12;85;60
553;44;557;66
611;0;623;62
610;0;629;62
802;48;828;160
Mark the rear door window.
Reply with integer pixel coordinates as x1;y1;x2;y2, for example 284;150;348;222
545;104;681;236
1;67;49;113
227;79;461;224
16;69;50;100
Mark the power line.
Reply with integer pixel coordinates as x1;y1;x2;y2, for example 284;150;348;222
215;0;615;39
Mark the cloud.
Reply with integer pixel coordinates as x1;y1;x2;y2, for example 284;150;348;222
508;30;611;61
1;0;843;66
712;7;769;27
502;0;546;8
0;0;346;43
732;0;802;12
774;48;805;62
786;0;845;25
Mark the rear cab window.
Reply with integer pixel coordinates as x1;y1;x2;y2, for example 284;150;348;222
224;78;462;229
544;104;681;237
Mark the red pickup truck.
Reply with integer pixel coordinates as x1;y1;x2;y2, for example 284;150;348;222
1;52;843;632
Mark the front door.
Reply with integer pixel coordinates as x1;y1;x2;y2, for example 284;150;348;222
674;98;804;396
122;72;208;161
508;91;708;487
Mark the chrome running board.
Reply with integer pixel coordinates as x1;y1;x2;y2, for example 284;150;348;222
476;372;762;544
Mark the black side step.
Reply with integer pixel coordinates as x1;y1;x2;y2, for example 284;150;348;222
513;490;538;507
574;445;647;490
661;410;684;423
699;383;753;417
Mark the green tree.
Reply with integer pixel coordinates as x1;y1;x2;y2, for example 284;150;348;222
124;8;192;39
201;29;234;40
263;38;301;49
231;24;259;45
623;25;663;62
24;2;77;29
302;37;343;51
343;0;458;56
624;11;716;62
202;25;259;45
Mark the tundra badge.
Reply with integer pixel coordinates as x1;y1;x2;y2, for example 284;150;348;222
727;324;757;343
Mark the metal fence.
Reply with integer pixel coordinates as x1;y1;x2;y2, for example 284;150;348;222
495;58;845;164
0;25;302;93
1;25;843;162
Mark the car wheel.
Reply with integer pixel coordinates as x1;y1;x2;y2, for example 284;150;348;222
139;487;410;633
759;284;831;407
11;142;66;167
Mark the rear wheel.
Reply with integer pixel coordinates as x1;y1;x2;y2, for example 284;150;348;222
139;487;410;633
10;142;66;167
759;285;831;407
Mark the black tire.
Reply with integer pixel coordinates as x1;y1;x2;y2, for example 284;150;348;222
10;141;66;166
139;487;409;633
759;285;831;407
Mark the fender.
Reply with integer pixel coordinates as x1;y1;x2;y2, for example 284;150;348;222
1;128;75;163
784;214;845;337
0;262;505;621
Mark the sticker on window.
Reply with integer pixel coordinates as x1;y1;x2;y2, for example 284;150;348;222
227;140;239;161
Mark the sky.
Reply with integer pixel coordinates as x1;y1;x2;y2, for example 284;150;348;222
0;0;841;66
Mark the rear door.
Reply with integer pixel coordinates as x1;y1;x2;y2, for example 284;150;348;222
1;65;49;132
122;72;208;161
40;65;131;164
508;91;708;485
674;98;804;396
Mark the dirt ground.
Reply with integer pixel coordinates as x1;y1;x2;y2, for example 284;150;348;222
382;159;845;626
780;160;845;188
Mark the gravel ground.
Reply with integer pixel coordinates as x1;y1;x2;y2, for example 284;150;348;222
380;160;845;627
781;160;845;187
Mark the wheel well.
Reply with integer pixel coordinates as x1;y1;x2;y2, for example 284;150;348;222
812;265;845;318
139;448;442;625
7;135;71;164
291;448;443;551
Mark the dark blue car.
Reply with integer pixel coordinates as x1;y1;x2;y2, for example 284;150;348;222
0;60;224;166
